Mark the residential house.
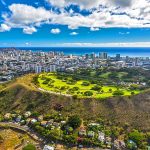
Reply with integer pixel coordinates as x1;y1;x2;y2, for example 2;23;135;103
4;113;11;120
31;118;37;124
15;115;22;122
43;145;54;150
87;131;95;138
41;121;48;127
98;131;105;143
47;119;54;126
38;115;44;122
78;127;86;137
24;111;31;118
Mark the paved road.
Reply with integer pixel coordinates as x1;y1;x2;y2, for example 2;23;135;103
38;87;72;97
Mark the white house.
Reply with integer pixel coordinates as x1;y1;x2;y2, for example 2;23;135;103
31;118;37;124
24;111;31;118
43;145;54;150
98;131;105;142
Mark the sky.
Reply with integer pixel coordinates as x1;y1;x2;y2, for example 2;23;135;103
0;0;150;47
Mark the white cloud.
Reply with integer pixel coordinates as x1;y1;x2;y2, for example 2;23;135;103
8;4;53;26
90;27;99;31
51;28;61;34
119;32;130;35
25;42;31;46
0;24;11;32
1;0;150;33
70;32;78;35
23;27;37;34
60;42;150;47
46;0;66;8
46;0;137;9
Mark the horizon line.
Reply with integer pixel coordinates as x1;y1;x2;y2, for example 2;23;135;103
1;42;150;48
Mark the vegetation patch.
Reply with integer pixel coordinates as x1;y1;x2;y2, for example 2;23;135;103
37;72;141;99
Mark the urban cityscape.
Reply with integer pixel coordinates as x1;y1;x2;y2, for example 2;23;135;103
0;48;150;82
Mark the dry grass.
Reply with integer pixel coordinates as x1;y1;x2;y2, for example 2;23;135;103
0;129;36;150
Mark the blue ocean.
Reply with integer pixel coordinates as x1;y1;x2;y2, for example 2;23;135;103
4;47;150;57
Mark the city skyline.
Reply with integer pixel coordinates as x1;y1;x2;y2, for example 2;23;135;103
0;0;150;47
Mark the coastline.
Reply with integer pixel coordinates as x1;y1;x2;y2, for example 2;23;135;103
0;47;150;57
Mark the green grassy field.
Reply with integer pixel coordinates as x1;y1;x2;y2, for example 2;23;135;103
38;73;140;99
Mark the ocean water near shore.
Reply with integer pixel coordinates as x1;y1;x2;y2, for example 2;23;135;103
2;47;150;57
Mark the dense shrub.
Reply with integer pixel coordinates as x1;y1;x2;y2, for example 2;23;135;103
23;144;36;150
91;85;102;91
129;84;139;90
113;90;124;96
32;75;39;85
82;82;90;86
42;80;49;84
84;91;93;96
66;79;76;85
72;95;78;99
128;130;145;146
67;115;82;129
72;87;79;91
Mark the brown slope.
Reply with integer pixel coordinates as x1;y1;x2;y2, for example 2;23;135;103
0;78;150;131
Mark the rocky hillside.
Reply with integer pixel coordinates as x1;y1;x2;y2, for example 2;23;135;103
0;74;150;131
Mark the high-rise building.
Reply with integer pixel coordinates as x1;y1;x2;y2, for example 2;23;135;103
116;54;121;61
35;65;42;73
49;64;56;72
85;54;89;59
90;53;96;59
99;52;108;59
135;57;139;66
3;64;8;71
126;56;129;62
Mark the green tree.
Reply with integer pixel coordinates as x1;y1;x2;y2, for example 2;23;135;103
32;75;39;85
72;95;78;99
67;115;82;129
82;81;90;86
34;125;44;134
109;88;112;93
129;84;139;90
108;72;118;80
113;90;124;96
31;111;40;117
72;87;79;91
128;130;145;146
91;85;102;91
23;144;36;150
111;127;120;139
131;91;135;95
48;129;62;141
84;91;93;96
126;141;137;150
63;135;77;145
147;80;150;86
